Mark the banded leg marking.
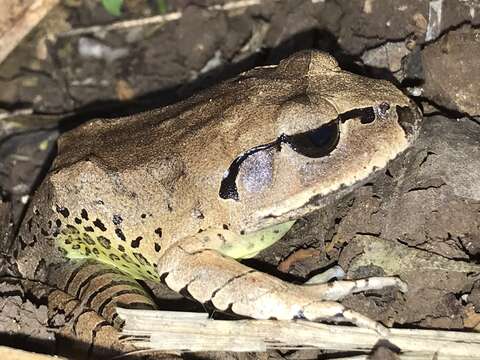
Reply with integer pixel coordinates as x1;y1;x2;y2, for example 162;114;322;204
49;260;156;327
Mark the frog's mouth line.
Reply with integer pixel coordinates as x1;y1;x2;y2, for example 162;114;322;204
219;105;383;201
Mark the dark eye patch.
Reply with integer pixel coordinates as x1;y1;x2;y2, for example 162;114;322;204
219;105;383;201
219;142;278;201
340;107;376;124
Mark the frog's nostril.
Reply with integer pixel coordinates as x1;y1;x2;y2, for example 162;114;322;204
378;102;390;117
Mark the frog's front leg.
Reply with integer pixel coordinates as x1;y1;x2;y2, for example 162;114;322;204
157;232;406;336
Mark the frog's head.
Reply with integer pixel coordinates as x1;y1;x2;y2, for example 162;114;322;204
220;51;422;233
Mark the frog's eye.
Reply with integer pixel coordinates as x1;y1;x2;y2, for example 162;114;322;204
282;120;340;158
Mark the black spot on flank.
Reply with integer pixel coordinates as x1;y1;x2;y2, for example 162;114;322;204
92;248;100;255
121;254;133;263
57;247;67;256
66;225;80;234
131;237;142;248
133;252;150;266
72;244;81;250
118;244;125;252
154;228;162;238
223;224;229;230
273;229;279;234
48;220;52;228
84;248;91;256
56;205;70;218
64;239;72;245
93;219;107;231
97;236;111;249
84;226;94;232
154;243;161;252
55;219;62;228
115;228;126;241
240;230;245;235
112;215;123;225
167;204;173;212
82;234;95;245
81;209;89;221
74;217;82;224
27;218;33;232
41;228;49;236
34;208;40;216
96;199;104;205
109;254;120;261
141;213;147;219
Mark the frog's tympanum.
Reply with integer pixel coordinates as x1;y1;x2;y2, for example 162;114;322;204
14;51;421;341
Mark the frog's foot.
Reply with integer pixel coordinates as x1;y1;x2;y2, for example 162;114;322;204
157;242;405;336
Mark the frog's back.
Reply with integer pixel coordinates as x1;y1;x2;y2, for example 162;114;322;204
15;63;309;282
16;92;216;281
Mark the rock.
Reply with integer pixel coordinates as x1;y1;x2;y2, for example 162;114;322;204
421;25;480;116
361;40;412;81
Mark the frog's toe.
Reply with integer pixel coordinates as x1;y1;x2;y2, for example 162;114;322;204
305;265;346;284
303;276;407;301
301;301;389;337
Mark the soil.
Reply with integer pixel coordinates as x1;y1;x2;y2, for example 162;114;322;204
1;0;480;359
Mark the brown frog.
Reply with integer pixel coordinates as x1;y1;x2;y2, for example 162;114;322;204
13;51;421;343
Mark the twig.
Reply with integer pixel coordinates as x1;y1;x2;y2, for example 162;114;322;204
0;108;34;121
118;308;480;358
59;0;264;38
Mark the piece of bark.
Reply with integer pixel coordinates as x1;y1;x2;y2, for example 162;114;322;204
0;0;59;65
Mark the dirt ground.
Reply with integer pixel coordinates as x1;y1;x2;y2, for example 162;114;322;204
0;0;480;359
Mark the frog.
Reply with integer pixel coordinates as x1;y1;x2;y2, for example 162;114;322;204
11;50;422;346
